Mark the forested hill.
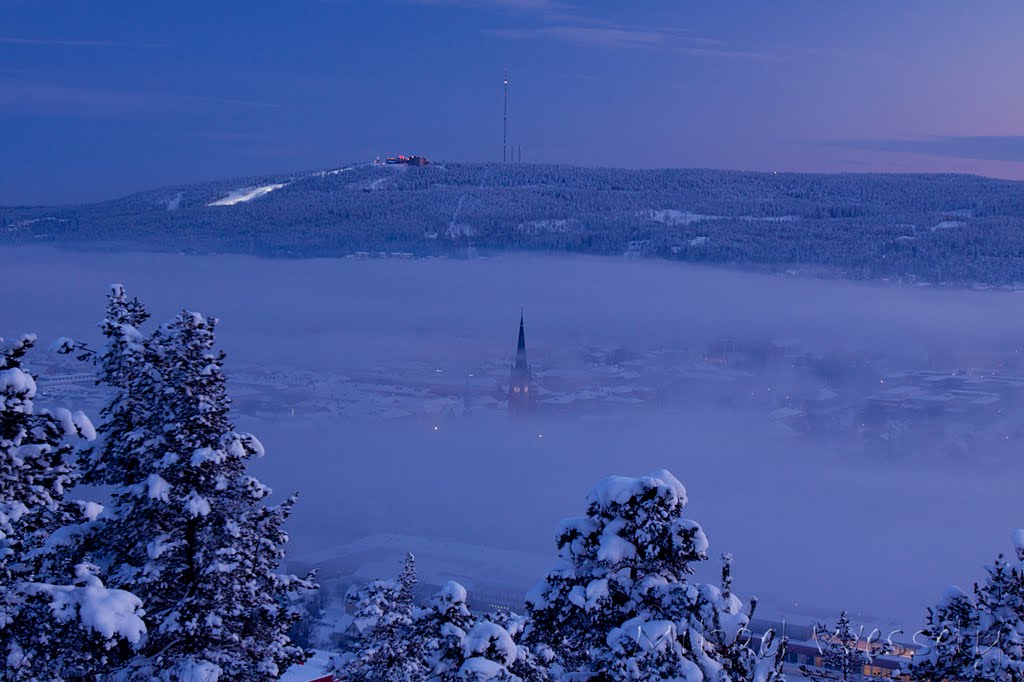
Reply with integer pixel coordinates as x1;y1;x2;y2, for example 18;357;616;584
4;162;1024;284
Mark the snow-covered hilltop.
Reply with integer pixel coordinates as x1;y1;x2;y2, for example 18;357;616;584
4;162;1024;285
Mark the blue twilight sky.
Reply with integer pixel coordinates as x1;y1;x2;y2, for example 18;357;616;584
2;0;1024;205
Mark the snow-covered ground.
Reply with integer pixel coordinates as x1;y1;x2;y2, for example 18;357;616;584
208;183;287;206
277;650;334;682
4;246;1024;630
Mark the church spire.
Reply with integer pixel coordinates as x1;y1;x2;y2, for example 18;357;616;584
508;307;533;413
515;306;527;369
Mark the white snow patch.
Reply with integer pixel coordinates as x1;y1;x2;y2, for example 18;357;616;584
191;446;222;467
462;621;516;666
931;220;966;231
38;565;146;644
1014;529;1024;561
446;224;476;239
147;533;173;560
459;657;507;681
185;491;211;517
79;501;103;522
53;407;77;436
439;580;468;604
612;617;677;652
315;164;358;177
278;650;334;681
643;209;718;225
147;474;171;502
176;658;222;682
73;411;96;440
741;215;799;223
516;218;576;235
588;469;687;509
208;183;287;206
598;522;637;563
0;367;36;399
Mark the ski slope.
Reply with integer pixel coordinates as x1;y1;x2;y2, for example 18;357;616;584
208;183;288;206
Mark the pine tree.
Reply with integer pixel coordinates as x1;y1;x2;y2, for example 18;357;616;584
525;469;785;682
414;581;476;681
340;553;425;682
799;612;874;681
0;334;145;680
347;578;403;645
909;532;1024;682
81;283;154;485
87;294;313;681
340;566;549;682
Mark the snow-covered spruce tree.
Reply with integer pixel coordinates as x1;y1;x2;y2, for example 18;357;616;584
339;564;549;682
339;553;425;682
345;579;403;647
414;581;477;681
909;530;1024;682
525;469;785;682
88;300;313;681
799;611;876;681
0;334;145;680
80;283;154;486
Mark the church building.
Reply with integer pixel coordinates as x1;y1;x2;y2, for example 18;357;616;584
508;309;534;413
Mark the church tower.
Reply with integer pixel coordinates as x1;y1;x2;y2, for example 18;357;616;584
508;308;534;413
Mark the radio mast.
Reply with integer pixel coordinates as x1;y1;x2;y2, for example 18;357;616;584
503;67;509;163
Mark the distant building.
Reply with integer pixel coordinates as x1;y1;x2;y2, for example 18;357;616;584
384;154;429;166
508;309;534;413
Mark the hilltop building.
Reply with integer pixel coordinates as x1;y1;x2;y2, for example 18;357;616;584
508;309;534;413
383;154;429;166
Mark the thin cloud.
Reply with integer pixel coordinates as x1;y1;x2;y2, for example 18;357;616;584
0;36;163;48
676;45;785;62
487;25;667;49
487;23;784;60
394;0;783;60
394;0;558;9
837;136;1024;164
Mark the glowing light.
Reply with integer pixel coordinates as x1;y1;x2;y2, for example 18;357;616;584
433;425;439;431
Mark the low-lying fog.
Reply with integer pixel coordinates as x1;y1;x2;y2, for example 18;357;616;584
4;245;1024;629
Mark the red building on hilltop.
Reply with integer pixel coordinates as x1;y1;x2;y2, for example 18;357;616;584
384;154;429;166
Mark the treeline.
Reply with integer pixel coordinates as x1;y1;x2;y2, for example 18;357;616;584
332;470;787;682
337;466;1024;682
5;164;1024;284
